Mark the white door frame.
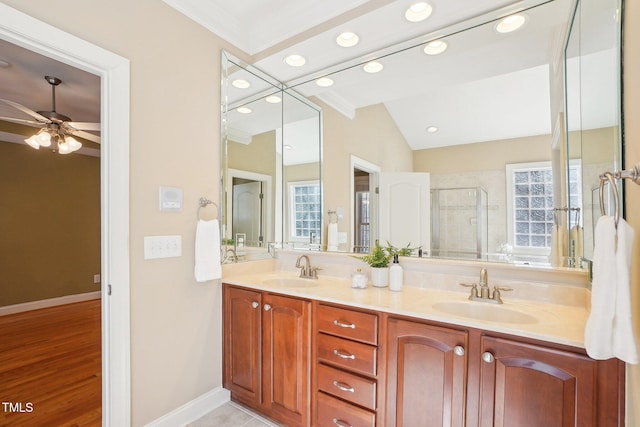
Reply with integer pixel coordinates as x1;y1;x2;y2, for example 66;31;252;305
350;155;380;252
0;4;131;426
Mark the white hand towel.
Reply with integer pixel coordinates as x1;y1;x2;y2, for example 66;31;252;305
194;219;222;282
584;216;638;364
327;222;339;251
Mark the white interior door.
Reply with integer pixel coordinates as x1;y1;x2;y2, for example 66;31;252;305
233;181;264;246
379;172;431;253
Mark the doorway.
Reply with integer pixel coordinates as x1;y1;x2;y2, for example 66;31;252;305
0;4;131;425
350;155;380;253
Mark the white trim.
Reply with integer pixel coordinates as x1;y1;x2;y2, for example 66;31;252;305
0;4;131;426
349;155;380;252
145;387;230;427
0;292;101;316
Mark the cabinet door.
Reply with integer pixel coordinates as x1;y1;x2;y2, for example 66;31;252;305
479;336;598;427
223;286;262;406
262;293;311;427
386;318;468;427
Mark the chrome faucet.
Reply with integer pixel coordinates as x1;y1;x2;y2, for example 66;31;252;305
295;254;320;279
460;268;512;304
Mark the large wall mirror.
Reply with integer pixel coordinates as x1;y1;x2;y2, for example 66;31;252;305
220;0;623;269
221;52;322;259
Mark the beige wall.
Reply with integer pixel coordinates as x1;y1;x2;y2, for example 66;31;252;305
321;101;413;250
0;141;100;306
624;0;640;422
1;0;236;424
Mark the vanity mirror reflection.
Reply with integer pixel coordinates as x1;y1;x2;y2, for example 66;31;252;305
220;0;623;269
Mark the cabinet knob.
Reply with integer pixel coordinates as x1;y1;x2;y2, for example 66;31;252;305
263;303;271;311
332;418;352;427
333;380;355;393
482;352;495;363
454;345;465;356
333;349;356;360
251;301;259;309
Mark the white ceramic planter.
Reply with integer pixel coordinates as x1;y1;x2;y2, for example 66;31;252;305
370;267;389;287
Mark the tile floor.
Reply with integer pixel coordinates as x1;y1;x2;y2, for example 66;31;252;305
188;401;284;427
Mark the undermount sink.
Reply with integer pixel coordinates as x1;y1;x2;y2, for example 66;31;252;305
262;277;319;288
432;301;538;324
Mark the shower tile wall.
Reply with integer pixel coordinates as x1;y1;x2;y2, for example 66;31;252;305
431;170;505;254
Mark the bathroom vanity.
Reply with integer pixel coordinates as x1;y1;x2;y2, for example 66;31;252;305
221;254;624;427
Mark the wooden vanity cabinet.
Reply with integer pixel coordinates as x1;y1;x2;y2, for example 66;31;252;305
223;284;311;427
386;317;624;427
314;303;383;427
386;318;468;427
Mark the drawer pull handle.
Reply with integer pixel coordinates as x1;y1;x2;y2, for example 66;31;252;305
333;319;356;329
332;380;355;393
482;352;495;363
333;349;356;360
251;301;259;309
454;345;465;356
332;418;352;427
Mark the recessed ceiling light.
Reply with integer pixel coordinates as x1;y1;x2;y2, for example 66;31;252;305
495;14;526;33
265;95;282;103
316;77;334;87
284;144;293;150
405;2;433;23
423;40;447;55
237;107;252;114
232;79;250;89
284;54;306;67
363;61;383;73
336;31;359;47
426;126;438;133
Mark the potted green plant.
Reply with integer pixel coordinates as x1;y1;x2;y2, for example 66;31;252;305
357;241;392;287
385;241;422;257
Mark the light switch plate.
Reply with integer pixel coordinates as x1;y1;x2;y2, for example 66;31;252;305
144;235;182;259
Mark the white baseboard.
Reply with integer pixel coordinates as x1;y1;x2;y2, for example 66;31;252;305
145;386;230;427
0;291;101;316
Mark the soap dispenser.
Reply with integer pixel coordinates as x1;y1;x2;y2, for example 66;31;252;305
389;254;403;291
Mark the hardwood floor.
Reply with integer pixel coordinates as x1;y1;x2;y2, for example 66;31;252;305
0;299;101;427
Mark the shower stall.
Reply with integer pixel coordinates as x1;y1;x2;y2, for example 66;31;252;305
431;187;488;259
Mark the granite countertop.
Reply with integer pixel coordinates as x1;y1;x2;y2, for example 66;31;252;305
222;269;589;349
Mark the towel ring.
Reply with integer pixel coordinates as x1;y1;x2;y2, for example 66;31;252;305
197;197;218;220
599;172;619;229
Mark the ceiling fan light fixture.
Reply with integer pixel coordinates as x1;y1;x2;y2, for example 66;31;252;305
36;128;52;147
405;2;433;23
65;135;82;152
57;139;73;155
336;32;359;47
24;135;40;150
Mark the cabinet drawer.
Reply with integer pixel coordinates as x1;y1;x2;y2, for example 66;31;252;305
318;304;378;345
318;333;377;376
317;391;375;427
317;363;377;410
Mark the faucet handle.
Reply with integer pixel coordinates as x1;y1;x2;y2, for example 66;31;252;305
492;286;513;303
459;283;478;298
310;267;321;279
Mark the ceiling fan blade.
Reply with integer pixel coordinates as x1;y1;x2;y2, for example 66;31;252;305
0;98;50;123
0;116;46;127
67;121;101;132
72;129;101;144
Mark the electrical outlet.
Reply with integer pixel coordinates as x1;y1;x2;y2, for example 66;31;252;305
93;274;101;284
144;235;182;259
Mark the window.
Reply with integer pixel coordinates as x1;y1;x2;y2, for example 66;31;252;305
288;181;321;241
506;162;581;254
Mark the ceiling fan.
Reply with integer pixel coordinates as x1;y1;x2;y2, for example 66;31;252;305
0;75;100;154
